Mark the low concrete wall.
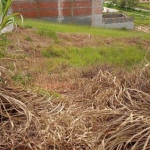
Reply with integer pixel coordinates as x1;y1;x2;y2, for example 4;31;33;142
101;21;134;29
103;14;123;18
101;14;134;29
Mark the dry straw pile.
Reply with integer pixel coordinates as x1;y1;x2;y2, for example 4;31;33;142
0;63;150;150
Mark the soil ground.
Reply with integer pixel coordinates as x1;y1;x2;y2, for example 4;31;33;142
1;26;150;150
135;25;150;33
3;27;148;94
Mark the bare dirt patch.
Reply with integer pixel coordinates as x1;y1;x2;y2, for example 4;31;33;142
135;26;150;33
7;27;148;56
57;32;148;49
57;32;102;47
8;28;53;57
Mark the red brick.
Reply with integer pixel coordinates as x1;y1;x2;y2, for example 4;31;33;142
12;3;20;10
19;10;39;18
18;3;37;10
40;10;58;17
39;2;58;9
73;1;92;7
61;1;71;8
12;0;102;18
73;8;92;16
62;9;71;16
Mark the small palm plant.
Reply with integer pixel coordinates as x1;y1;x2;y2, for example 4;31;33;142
0;0;23;34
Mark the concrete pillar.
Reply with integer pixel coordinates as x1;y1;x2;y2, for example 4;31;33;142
70;0;74;21
92;0;103;27
58;0;64;23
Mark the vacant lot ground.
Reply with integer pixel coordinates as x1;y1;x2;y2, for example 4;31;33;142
0;19;150;150
0;25;149;93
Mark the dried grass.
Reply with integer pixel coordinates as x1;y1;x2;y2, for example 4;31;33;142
0;63;150;150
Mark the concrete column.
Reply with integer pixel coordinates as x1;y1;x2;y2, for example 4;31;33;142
70;0;74;22
92;0;103;27
58;0;64;23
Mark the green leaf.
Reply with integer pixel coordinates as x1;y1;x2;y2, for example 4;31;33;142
0;0;23;34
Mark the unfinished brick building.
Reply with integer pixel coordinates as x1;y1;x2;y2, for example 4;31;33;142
12;0;104;26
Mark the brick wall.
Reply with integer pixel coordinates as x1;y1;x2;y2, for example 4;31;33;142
12;0;94;18
12;0;104;26
12;0;59;18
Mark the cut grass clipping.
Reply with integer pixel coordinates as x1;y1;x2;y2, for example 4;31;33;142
0;62;150;150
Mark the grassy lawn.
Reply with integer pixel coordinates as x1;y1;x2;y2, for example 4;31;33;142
136;3;150;10
41;45;149;69
16;17;150;39
121;9;150;25
0;18;149;87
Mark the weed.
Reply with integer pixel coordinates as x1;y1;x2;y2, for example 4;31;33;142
0;34;7;48
0;51;4;58
37;29;59;43
12;74;25;85
24;24;33;29
37;30;57;39
24;35;33;42
0;33;12;51
12;73;32;85
42;46;67;58
35;87;61;98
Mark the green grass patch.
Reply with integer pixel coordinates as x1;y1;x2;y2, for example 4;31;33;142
98;45;149;67
16;17;150;39
12;72;32;85
24;35;33;42
8;18;150;73
121;10;150;25
37;30;57;40
0;51;4;58
42;46;69;58
41;45;150;69
35;87;61;98
136;3;150;10
0;35;8;51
